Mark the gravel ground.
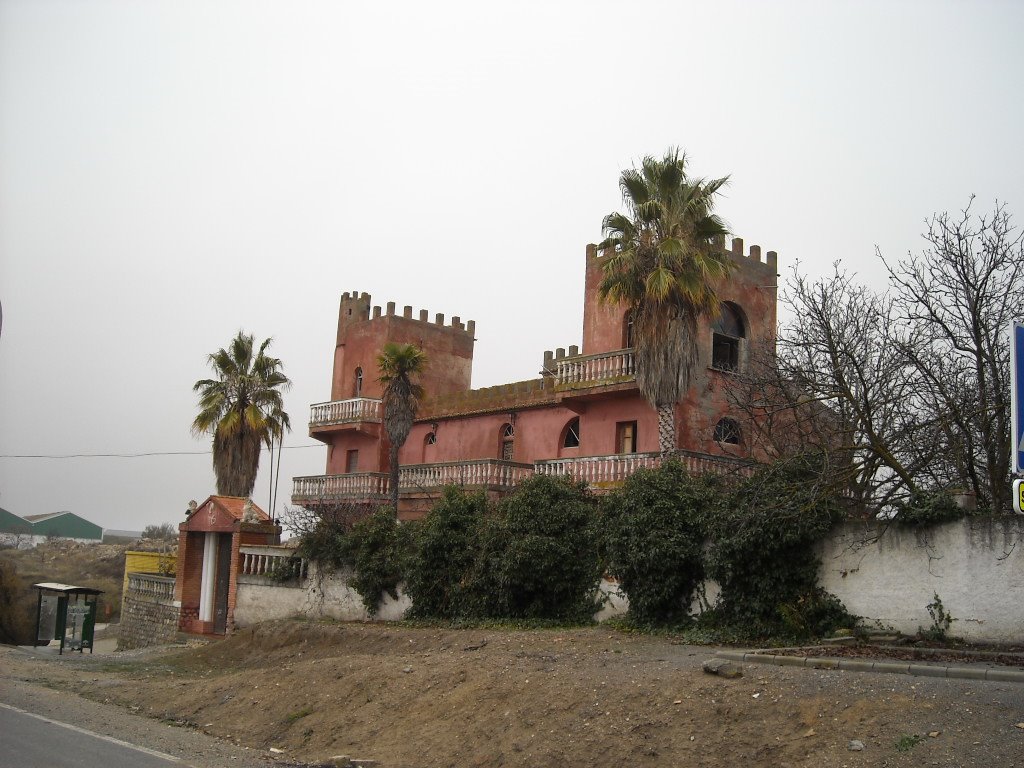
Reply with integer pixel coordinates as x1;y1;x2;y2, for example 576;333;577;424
3;621;1024;768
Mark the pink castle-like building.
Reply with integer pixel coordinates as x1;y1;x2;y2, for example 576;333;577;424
292;237;778;519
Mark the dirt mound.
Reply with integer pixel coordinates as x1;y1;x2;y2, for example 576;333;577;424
54;620;1022;768
7;620;1024;767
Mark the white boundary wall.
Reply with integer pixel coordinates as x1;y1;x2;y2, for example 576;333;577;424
234;518;1024;643
818;517;1024;643
234;563;410;625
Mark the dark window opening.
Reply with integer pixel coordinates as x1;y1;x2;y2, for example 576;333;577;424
563;418;580;448
354;367;363;396
345;449;359;473
713;418;741;445
616;421;638;454
624;311;635;349
711;303;745;372
425;432;437;445
712;335;740;371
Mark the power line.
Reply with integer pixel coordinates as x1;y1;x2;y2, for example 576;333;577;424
0;444;324;459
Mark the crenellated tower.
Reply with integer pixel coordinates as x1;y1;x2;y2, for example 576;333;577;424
330;291;476;403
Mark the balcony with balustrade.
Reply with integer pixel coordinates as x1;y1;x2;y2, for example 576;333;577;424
549;349;638;404
292;459;533;508
292;450;754;514
308;397;382;441
534;449;754;489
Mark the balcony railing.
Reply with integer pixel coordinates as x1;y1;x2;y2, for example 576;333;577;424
554;349;635;387
293;451;755;507
239;545;307;583
399;459;533;491
309;397;382;428
535;452;661;484
126;572;176;603
292;472;390;503
535;449;754;485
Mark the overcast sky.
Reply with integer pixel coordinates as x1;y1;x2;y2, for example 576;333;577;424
1;0;1022;532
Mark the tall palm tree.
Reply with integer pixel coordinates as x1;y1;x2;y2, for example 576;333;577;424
597;148;732;454
192;332;291;498
378;342;427;512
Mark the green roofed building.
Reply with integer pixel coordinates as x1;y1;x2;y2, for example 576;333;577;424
23;511;103;542
0;506;33;538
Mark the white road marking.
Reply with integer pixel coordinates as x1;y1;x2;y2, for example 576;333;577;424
0;701;183;763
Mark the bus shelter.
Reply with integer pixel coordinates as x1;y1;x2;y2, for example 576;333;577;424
33;583;103;655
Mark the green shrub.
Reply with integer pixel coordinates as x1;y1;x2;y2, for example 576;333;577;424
918;592;956;641
478;475;601;622
294;512;352;571
404;486;488;619
895;490;964;526
346;509;409;615
0;560;34;645
601;461;716;625
778;587;857;637
703;452;850;638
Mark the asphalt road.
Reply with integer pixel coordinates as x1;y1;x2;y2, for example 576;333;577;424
0;703;183;768
0;663;273;768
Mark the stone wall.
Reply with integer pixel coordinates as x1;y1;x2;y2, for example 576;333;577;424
118;573;179;650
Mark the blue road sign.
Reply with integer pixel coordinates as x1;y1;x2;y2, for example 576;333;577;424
1013;321;1024;475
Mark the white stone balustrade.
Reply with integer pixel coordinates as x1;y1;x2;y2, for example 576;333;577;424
535;450;754;485
535;452;662;484
399;460;534;491
293;452;753;507
309;397;382;428
126;572;176;602
554;350;635;386
292;472;390;502
240;545;307;581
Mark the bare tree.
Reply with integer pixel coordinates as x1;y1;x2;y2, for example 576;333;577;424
737;199;1023;517
776;265;925;513
884;199;1023;513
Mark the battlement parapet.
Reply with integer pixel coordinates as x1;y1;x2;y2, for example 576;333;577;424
339;291;475;335
419;378;557;420
587;235;777;269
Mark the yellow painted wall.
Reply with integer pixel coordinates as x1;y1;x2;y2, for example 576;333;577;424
122;550;177;600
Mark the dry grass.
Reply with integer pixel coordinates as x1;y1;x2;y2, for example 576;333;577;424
0;540;131;643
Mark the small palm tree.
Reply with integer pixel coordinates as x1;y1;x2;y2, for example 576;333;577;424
192;332;291;497
597;148;732;454
378;342;427;512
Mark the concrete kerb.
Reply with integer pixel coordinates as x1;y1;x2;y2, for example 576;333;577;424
714;649;1024;683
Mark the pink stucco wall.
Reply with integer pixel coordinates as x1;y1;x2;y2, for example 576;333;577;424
313;236;780;488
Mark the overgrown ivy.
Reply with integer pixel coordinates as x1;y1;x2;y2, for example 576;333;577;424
477;475;601;622
894;490;965;526
404;486;488;620
601;461;716;625
703;452;853;637
290;451;865;640
345;509;413;615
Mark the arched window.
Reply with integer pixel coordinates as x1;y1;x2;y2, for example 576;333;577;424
562;418;580;448
500;423;515;460
624;311;635;349
425;432;437;446
711;303;746;371
354;367;363;396
713;417;741;445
